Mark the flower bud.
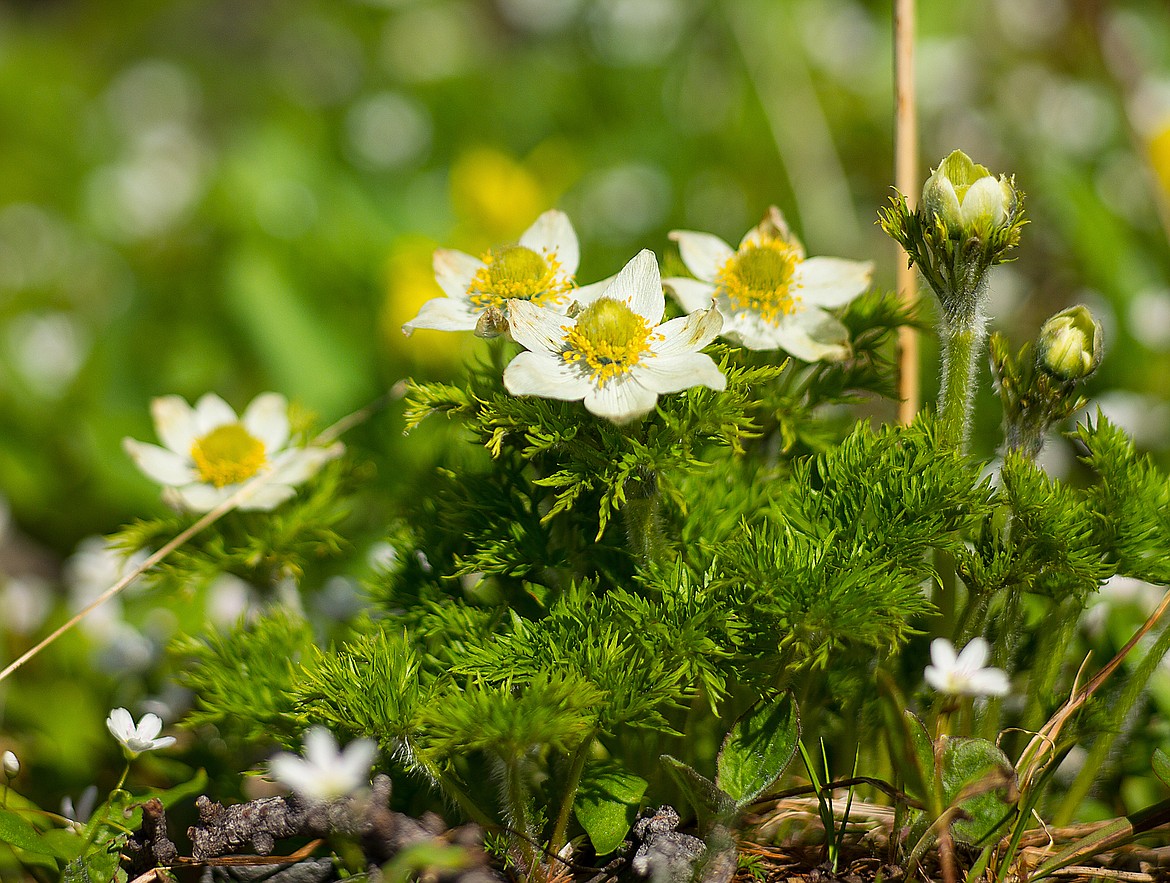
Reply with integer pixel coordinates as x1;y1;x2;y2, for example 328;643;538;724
1037;305;1103;381
2;750;18;777
922;149;1015;236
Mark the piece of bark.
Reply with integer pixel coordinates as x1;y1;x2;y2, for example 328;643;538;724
123;798;179;878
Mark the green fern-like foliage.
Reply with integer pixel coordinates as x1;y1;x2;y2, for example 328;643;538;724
703;418;991;671
959;452;1109;602
1077;414;1170;584
172;610;316;747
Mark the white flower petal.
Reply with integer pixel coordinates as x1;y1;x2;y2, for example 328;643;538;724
570;275;616;307
192;394;238;435
770;311;851;361
961;176;1008;227
583;378;659;423
123;439;197;487
956;636;990;671
433;249;483;300
662;277;717;314
107;707;134;740
520;209;579;277
173;483;233;513
504;350;592;400
339;739;378;783
930;638;959;671
923;665;947;693
792;257;874;308
269;754;316;793
238;483;297;511
968;669;1010;697
269;443;344;487
242;393;290;453
633;352;726;395
151;395;197;455
304;727;339;766
741;206;803;258
136;713;163;742
651;308;723;356
603;250;663;323
508;299;572;354
669;231;733;282
403;296;479;336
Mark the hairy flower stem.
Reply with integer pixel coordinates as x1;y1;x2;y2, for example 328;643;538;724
501;756;538;876
937;312;987;452
623;467;665;565
549;737;594;858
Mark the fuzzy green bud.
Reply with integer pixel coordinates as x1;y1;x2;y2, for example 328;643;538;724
1037;305;1102;381
2;750;18;778
922;150;1016;238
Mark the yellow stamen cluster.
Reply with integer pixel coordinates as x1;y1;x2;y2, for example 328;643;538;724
562;298;659;386
715;240;802;325
191;423;267;488
468;245;573;311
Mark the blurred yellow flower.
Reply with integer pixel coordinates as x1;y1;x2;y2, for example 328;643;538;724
450;147;546;242
381;237;467;367
1148;123;1170;200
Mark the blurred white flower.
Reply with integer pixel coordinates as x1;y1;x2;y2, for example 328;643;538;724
65;536;149;641
665;207;872;360
1;577;52;636
269;727;377;803
123;392;343;513
403;210;607;339
924;638;1010;697
61;785;98;833
503;249;726;423
3;750;18;777
106;707;176;758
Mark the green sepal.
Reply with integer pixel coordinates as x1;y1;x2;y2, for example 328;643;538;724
716;691;800;808
574;760;649;855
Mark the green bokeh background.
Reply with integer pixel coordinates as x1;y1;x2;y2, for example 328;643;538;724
3;0;1170;824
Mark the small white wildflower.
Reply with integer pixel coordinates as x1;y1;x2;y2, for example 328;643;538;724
924;637;1010;697
2;750;18;777
106;707;176;758
664;207;873;360
503;249;725;424
269;726;377;803
123;392;343;513
402;209;609;338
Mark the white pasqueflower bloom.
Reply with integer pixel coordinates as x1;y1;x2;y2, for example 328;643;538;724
924;637;1010;697
106;707;176;758
664;207;873;361
503;249;726;423
269;726;378;803
123;392;343;513
402;209;609;338
3;750;18;777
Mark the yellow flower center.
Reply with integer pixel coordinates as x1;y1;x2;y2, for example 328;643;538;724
190;423;267;488
468;244;573;311
715;240;801;325
562;298;660;386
